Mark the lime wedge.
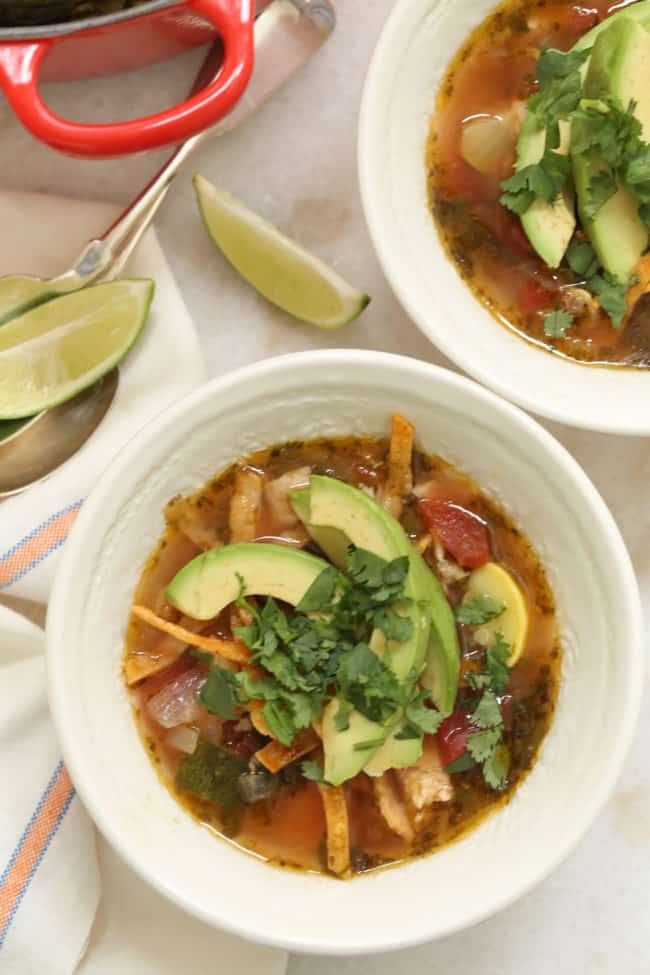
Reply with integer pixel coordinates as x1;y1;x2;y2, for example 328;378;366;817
0;275;65;327
193;174;370;328
0;279;154;419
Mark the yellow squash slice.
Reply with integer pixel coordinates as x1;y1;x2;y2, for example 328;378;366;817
462;562;528;666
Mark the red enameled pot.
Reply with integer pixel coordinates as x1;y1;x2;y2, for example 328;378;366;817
0;0;254;156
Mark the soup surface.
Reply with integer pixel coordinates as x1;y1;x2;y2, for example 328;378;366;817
124;416;560;877
429;0;650;366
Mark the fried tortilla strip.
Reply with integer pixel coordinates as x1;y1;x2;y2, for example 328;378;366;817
229;468;264;542
318;783;351;877
382;412;414;520
129;605;249;669
372;772;414;843
255;728;320;773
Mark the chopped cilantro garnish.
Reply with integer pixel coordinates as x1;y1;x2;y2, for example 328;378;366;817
485;635;511;694
295;565;340;613
566;239;600;279
467;726;502;763
444;753;477;774
471;689;504;730
200;666;239;720
500;150;570;215
483;743;510;790
543;309;574;338
456;595;505;626
404;689;444;736
588;272;636;328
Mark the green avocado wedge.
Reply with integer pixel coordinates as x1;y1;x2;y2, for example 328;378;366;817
573;17;650;281
513;0;650;267
165;543;333;620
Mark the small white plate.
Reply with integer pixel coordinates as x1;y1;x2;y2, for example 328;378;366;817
358;0;650;435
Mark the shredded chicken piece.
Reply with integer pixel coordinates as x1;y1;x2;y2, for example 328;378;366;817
373;772;414;843
318;784;351;877
164;495;223;551
255;728;320;773
396;738;453;823
432;538;468;589
265;466;311;529
229;468;264;542
382;413;414;519
130;606;249;665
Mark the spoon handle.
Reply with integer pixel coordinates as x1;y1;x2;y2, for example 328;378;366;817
68;0;335;286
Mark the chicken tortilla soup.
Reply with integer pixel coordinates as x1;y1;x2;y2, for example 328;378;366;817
124;415;560;878
429;0;650;366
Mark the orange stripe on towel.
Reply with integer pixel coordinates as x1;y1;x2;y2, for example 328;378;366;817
0;764;75;943
0;502;81;588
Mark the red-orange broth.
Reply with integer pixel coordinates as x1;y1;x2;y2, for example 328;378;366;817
428;0;650;366
124;434;561;877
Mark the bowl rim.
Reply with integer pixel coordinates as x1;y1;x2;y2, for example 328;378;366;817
357;0;650;437
46;349;645;954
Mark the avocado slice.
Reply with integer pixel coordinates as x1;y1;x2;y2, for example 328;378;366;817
364;719;423;777
517;116;576;268
294;475;430;680
321;700;390;787
292;475;461;781
573;17;650;282
165;542;333;619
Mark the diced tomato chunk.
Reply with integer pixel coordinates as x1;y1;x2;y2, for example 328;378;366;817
437;708;475;766
418;499;490;568
519;280;556;314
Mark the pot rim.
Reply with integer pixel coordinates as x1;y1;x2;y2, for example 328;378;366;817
0;0;187;41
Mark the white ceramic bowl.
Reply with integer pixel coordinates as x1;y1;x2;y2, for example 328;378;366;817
358;0;650;435
47;351;643;954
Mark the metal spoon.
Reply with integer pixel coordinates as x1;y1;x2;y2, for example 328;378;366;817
0;0;335;498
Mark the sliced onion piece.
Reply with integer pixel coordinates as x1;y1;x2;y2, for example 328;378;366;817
166;725;200;754
460;113;518;175
146;668;206;728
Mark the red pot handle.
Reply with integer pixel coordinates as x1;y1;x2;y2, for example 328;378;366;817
0;0;254;157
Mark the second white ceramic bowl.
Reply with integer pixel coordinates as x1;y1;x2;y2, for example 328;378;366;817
358;0;650;435
47;351;643;953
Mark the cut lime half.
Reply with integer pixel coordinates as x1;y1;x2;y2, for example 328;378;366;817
0;279;154;419
194;174;370;329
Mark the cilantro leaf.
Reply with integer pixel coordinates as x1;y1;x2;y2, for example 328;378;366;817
467;726;502;762
262;700;297;746
374;608;414;642
535;47;591;87
444;753;477;773
471;689;503;730
301;759;326;783
583;170;617;222
296;565;340;613
482;743;510;790
395;723;422;741
500;150;570;215
456;595;505;626
588;272;636;327
405;689;444;735
543;309;574;338
200;667;239;719
485;634;511;694
566;239;600;279
639;202;650;229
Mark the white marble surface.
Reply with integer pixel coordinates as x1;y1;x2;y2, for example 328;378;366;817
1;0;648;971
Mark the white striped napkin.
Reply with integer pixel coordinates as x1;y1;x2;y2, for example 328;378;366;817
0;190;205;602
